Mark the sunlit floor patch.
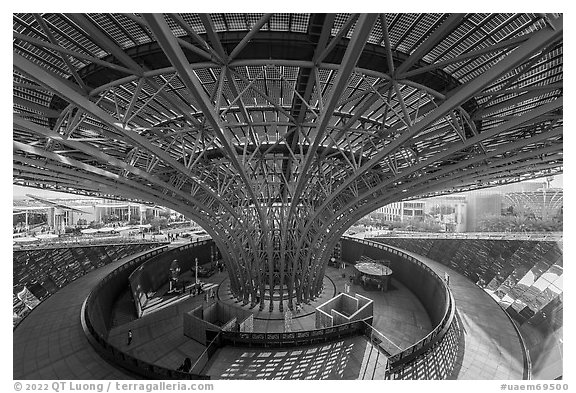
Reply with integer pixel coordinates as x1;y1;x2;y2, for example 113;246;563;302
205;335;384;379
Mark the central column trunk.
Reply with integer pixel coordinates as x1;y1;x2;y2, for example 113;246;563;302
216;204;331;312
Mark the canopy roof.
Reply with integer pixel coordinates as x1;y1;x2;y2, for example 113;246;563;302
13;13;563;222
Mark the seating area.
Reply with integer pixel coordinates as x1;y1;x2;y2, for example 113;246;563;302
13;242;166;325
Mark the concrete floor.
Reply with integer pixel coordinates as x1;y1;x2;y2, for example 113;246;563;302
204;336;388;380
13;243;527;380
104;265;430;378
390;246;525;380
12;248;163;380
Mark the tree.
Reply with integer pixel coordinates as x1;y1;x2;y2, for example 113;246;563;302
88;221;103;229
149;217;169;232
102;214;120;224
159;210;171;219
476;214;562;232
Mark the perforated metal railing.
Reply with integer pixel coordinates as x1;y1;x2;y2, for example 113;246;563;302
80;236;460;379
342;236;460;379
81;244;211;380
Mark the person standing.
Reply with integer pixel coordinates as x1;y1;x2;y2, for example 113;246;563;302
127;329;133;345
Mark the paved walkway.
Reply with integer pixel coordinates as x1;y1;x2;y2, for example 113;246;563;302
13;242;526;380
12;247;170;379
385;245;525;379
204;336;388;380
106;265;430;374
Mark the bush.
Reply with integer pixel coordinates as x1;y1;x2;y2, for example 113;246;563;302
476;214;562;232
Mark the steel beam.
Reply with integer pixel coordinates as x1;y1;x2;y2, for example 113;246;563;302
306;97;562;241
288;14;377;219
14;143;244;266
66;13;144;75
142;14;266;215
13;115;243;224
229;14;272;61
310;20;563;219
400;33;533;79
198;14;227;61
394;13;464;76
13;51;230;208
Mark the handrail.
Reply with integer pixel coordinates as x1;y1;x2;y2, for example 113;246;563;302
342;236;457;372
221;318;369;347
489;296;533;379
360;320;402;357
13;237;169;250
360;231;562;242
80;236;458;379
363;235;534;379
190;331;222;374
81;244;210;379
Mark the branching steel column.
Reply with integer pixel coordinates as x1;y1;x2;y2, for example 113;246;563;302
310;19;563;227
13;13;563;315
288;13;377;223
143;13;279;310
143;14;264;211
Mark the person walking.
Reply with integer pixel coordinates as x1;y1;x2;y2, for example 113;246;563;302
127;329;133;345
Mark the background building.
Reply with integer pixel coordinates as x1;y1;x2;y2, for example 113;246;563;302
366;177;561;233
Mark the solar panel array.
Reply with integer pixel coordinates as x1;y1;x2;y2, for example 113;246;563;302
12;13;563;310
371;237;562;327
13;243;159;300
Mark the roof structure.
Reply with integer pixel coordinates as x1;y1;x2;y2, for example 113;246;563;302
13;13;563;311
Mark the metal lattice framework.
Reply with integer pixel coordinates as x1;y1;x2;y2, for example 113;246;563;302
504;189;563;220
13;13;563;311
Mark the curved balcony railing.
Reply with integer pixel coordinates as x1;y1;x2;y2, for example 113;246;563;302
13;243;167;330
221;319;368;347
81;244;210;380
355;230;562;242
13;235;168;250
342;236;458;376
80;236;458;380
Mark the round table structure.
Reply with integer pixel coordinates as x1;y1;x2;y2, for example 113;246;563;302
355;262;392;276
354;262;393;291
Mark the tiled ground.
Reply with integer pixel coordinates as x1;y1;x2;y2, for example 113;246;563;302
108;280;214;371
388;246;525;380
12;248;169;380
106;265;430;377
216;267;431;343
13;243;526;380
329;264;431;350
204;336;388;380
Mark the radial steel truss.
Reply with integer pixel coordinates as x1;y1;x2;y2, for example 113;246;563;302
13;13;563;311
